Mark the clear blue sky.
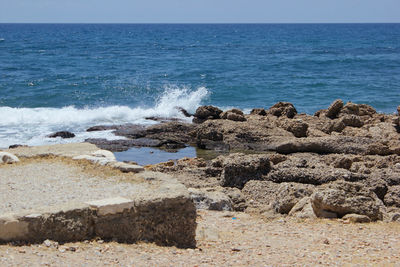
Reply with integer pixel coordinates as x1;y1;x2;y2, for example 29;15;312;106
1;0;399;23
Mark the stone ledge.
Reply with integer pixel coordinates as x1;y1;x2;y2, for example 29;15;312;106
0;194;196;248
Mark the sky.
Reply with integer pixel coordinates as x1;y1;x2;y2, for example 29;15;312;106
0;0;399;23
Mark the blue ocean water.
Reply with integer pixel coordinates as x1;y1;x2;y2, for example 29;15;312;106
0;23;399;147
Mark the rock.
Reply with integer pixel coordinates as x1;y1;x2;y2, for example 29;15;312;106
275;136;380;155
110;162;144;173
397;106;400;116
268;102;297;118
242;180;314;215
280;119;308;138
193;105;223;123
342;214;371;223
85;138;163;152
0;152;20;164
8;144;27;149
384;185;400;208
48;131;75;139
86;125;121;132
221;187;247;211
91;150;116;161
340;115;364;128
326;99;343;119
250;108;267;116
333;157;352;170
340;102;376;117
288;197;317;219
176;107;192;117
271;183;315;214
72;155;112;166
188;188;232;211
221;109;246;122
267;159;366;185
218;153;271;188
311;180;385;221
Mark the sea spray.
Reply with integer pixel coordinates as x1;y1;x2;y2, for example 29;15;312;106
0;86;209;148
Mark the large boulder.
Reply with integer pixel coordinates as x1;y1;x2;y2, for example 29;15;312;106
267;102;297;118
311;180;385;221
271;183;315;214
326;99;343;119
216;153;271;188
193;105;223;123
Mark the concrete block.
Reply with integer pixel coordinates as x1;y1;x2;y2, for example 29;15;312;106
0;215;29;241
110;162;144;173
86;197;135;216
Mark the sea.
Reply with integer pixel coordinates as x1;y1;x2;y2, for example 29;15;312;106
0;23;399;149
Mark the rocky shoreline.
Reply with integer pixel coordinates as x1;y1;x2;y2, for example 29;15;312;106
83;100;400;222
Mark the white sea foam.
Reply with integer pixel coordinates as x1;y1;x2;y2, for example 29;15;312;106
0;86;209;148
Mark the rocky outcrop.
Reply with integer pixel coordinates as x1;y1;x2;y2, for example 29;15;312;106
188;188;232;211
214;153;271;188
311;180;385;221
221;109;246;122
193;105;223;123
326;99;343;119
384;185;400;208
267;102;297;118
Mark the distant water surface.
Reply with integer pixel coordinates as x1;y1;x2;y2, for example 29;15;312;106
0;23;399;147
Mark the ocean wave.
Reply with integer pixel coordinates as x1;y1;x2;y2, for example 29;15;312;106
0;86;209;148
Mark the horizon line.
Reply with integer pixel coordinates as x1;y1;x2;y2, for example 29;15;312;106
1;22;400;25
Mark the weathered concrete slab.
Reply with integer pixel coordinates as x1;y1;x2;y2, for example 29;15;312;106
5;143;100;158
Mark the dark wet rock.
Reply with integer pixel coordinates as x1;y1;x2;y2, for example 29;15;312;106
8;144;28;149
221;109;246;122
144;116;182;122
250;108;267;116
86;125;122;132
326;99;343;119
267;102;297;118
215;153;271;189
193;105;222;123
48;131;75;139
384;185;400;208
112;125;147;139
176;107;192;117
311;180;385;221
397;106;400;116
85;138;163;152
